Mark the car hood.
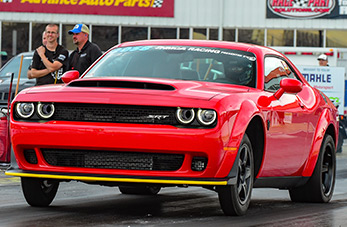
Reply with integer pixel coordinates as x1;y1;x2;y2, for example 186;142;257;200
0;77;35;105
20;77;251;101
0;77;35;88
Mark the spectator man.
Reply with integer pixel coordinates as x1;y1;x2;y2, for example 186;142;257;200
27;31;47;79
68;24;102;75
317;54;329;66
28;24;69;85
41;31;48;46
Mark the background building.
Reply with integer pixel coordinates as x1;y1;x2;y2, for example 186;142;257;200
1;0;347;66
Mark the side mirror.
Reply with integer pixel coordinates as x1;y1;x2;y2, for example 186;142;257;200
274;78;303;99
61;70;80;84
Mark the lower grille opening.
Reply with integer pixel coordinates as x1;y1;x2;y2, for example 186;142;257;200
24;149;38;164
191;156;208;171
41;149;184;171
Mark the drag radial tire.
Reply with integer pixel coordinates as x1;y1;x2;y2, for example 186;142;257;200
218;134;254;216
289;134;336;203
119;185;161;195
21;177;59;207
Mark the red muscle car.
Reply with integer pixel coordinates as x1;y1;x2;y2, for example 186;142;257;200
6;40;338;216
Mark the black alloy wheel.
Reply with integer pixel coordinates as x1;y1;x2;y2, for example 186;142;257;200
289;134;336;203
218;133;254;216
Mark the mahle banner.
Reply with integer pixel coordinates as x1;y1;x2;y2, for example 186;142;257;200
298;66;345;114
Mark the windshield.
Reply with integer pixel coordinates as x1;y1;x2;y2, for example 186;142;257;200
0;54;32;79
85;46;257;87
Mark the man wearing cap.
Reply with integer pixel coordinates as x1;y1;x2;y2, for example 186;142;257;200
67;24;102;75
28;24;69;85
317;54;329;66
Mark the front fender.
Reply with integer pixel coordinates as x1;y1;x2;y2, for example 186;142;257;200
214;100;261;180
227;100;261;148
302;108;337;177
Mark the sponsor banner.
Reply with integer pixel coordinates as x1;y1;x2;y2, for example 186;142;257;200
0;0;174;17
298;66;345;114
267;0;347;19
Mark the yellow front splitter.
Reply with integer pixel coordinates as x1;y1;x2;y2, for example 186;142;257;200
5;169;230;186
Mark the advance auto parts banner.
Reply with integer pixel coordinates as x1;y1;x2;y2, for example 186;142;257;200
267;0;347;19
0;0;174;17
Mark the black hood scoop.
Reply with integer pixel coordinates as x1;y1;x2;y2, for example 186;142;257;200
68;80;176;91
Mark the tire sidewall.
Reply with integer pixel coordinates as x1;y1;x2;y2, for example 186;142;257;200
231;134;254;214
312;134;336;202
21;177;59;207
218;133;254;216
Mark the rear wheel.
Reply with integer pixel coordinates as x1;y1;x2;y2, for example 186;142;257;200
21;177;59;207
289;134;335;202
119;185;161;195
218;134;254;216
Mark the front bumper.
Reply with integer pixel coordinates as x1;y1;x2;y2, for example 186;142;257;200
9;120;239;183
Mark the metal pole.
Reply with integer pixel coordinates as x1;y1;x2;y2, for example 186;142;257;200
0;21;2;67
264;29;267;46
118;25;122;44
59;23;62;45
89;24;92;42
293;29;297;47
148;26;151;40
15;55;24;96
29;22;32;52
218;0;224;41
12;30;17;56
7;73;14;111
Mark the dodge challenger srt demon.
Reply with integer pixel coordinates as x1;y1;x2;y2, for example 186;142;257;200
5;40;338;216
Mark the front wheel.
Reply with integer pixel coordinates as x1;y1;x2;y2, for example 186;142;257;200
21;177;59;207
289;134;336;202
217;134;254;216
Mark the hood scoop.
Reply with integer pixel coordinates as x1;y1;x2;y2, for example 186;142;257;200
68;80;176;91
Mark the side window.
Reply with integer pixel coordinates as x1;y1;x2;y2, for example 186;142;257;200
264;57;296;92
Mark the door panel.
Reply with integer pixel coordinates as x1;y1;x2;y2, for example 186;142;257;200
259;93;309;177
258;56;310;177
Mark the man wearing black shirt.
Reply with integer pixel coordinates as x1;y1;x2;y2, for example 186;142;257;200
68;24;102;76
28;24;69;85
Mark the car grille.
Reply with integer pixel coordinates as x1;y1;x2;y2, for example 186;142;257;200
52;103;177;125
0;92;15;102
41;149;184;171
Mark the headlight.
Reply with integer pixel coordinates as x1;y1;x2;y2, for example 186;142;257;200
37;103;55;119
176;108;195;124
197;109;217;126
16;102;35;119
